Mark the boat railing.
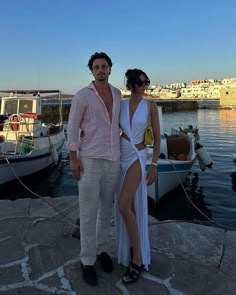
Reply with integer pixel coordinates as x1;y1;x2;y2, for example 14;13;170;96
0;114;37;155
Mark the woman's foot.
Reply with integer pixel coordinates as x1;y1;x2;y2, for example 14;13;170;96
122;261;143;285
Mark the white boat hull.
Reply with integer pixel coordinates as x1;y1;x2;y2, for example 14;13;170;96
0;130;65;184
147;158;195;203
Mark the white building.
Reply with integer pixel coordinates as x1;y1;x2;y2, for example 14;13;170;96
120;78;236;99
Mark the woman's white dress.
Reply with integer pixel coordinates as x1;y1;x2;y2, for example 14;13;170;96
116;98;150;270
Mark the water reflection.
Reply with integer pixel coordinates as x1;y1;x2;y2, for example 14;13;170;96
232;171;236;192
148;172;212;223
219;110;236;127
185;173;212;222
0;158;67;200
1;109;236;230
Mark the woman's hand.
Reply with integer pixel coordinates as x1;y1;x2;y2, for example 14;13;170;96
146;164;157;186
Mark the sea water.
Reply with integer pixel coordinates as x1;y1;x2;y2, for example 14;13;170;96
1;109;236;230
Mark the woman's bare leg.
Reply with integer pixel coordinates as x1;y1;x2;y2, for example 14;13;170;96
119;159;142;267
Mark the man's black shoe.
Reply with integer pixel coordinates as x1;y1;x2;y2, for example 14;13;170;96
99;252;114;273
81;263;97;286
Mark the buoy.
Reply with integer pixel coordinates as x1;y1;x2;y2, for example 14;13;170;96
50;144;58;164
195;142;213;168
197;155;206;171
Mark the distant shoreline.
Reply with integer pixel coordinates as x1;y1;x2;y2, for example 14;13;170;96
41;99;224;122
41;97;220;103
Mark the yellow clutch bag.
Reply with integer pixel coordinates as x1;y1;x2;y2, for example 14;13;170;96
144;126;154;145
143;101;154;145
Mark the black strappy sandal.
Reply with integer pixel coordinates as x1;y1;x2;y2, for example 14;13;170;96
122;261;143;285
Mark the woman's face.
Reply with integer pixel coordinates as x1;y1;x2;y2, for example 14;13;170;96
132;74;150;95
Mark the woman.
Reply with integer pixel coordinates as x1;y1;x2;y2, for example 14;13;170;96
116;69;160;284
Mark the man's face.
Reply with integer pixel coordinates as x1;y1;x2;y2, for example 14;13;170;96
91;58;110;82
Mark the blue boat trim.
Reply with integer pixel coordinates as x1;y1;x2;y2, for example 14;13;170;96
146;162;193;173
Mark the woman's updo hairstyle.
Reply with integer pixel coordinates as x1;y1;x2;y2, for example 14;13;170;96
125;69;150;93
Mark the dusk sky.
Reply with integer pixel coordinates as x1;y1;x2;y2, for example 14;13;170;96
1;0;236;94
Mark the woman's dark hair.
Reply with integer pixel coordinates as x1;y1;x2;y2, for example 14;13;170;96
88;52;113;70
125;69;150;93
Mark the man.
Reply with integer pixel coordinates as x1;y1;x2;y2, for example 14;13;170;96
67;52;121;286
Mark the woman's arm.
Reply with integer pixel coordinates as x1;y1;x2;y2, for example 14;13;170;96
150;101;161;164
146;101;161;185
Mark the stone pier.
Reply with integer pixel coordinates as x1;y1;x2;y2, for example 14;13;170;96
0;196;235;294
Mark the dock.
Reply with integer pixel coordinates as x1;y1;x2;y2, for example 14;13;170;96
0;196;235;294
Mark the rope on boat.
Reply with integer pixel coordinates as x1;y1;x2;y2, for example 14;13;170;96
168;160;236;231
3;157;79;230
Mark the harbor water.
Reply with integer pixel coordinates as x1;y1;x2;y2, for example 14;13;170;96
1;109;236;230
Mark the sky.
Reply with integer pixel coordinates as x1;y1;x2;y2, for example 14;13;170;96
0;0;236;94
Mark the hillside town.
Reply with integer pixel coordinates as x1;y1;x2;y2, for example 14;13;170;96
120;77;236;99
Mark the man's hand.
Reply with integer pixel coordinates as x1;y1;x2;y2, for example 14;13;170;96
70;151;84;180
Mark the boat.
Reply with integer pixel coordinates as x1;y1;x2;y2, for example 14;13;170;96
147;107;212;202
0;89;65;185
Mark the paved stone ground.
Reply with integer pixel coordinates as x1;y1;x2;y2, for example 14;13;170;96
0;196;235;295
